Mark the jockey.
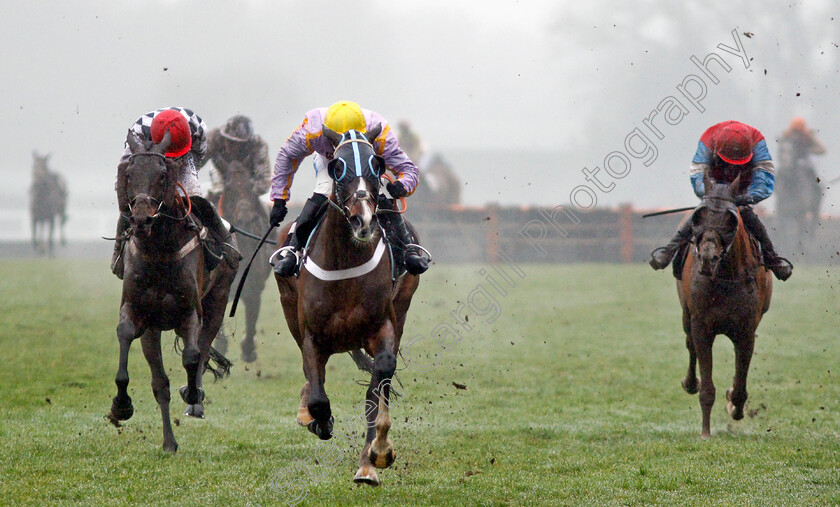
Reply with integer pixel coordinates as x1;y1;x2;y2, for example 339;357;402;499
205;114;272;205
649;120;793;281
777;116;826;167
270;101;429;277
110;107;240;279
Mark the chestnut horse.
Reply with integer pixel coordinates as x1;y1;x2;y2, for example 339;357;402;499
109;131;237;452
677;175;772;438
274;125;420;486
216;160;272;362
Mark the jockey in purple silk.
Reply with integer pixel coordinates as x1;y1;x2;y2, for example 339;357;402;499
269;101;428;277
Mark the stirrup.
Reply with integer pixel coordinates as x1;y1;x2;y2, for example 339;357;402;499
268;245;300;267
405;243;433;263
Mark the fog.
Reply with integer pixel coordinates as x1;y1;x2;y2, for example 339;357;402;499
2;0;838;240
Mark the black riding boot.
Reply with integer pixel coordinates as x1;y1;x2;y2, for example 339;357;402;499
111;214;130;280
378;195;429;275
274;193;327;277
740;207;793;281
650;218;693;270
198;201;242;272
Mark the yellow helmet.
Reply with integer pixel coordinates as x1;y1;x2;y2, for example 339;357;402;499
324;101;366;133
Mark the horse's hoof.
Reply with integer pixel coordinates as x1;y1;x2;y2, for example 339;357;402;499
307;416;334;440
110;396;134;421
240;345;257;363
179;386;205;405
163;440;178;453
353;466;380;486
681;378;698;395
296;407;314;426
184;404;205;419
369;441;396;469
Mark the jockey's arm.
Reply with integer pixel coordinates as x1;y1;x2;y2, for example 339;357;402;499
745;163;775;203
377;125;419;196
271;120;316;202
809;132;827;155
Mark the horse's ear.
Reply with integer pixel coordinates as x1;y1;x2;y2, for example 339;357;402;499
322;126;342;147
155;129;172;154
365;123;382;145
126;130;143;153
730;173;742;194
703;173;712;196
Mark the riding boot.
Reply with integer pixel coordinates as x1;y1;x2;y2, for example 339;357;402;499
111;214;130;280
202;206;242;271
274;193;327;277
378;195;429;275
650;218;693;270
740;207;793;281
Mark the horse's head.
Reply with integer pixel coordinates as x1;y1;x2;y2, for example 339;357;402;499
322;124;386;243
120;131;180;235
691;174;742;276
32;151;50;179
222;160;260;225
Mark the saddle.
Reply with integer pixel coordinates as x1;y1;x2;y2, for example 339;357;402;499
189;195;240;273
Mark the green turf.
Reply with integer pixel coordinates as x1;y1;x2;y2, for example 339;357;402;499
1;260;838;506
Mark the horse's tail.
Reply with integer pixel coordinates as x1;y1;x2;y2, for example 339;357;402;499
348;349;374;374
205;346;233;381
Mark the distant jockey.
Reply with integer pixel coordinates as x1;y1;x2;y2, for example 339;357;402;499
649;120;793;281
269;101;429;277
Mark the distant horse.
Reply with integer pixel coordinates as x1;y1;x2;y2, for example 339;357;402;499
275;125;420;486
412;153;461;207
215;160;271;362
677;175;772;438
109;131;237;453
29;152;68;253
776;156;822;249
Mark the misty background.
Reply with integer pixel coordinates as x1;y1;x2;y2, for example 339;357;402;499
1;0;838;241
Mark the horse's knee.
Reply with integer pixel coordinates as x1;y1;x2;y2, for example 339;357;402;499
373;351;396;379
182;347;201;369
151;378;171;403
699;387;716;407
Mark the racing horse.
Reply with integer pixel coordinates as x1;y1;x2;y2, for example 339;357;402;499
109;131;237;452
274;125;420;486
214;160;272;362
677;174;772;438
29;152;68;254
775;154;822;250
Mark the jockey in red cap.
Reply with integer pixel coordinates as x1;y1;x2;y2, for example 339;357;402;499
110;107;241;279
649;120;793;281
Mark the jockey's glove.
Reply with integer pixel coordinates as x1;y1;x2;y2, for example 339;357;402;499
734;195;756;206
270;199;288;226
386;180;408;198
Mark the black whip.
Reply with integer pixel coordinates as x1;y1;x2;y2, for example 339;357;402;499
642;206;696;219
229;225;276;317
230;224;277;245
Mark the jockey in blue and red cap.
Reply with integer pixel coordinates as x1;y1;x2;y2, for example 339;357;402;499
649;120;793;281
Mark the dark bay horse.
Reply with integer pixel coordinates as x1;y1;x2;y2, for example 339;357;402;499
29;152;67;254
109;132;237;452
215;160;271;362
275;125;420;486
677;175;772;438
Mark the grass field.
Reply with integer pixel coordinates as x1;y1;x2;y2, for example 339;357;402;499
1;259;839;506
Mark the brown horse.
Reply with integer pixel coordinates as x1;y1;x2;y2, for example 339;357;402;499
29;152;67;253
275;126;420;486
677;175;772;438
214;160;272;362
109;131;237;452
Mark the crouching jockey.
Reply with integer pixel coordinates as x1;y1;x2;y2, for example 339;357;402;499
270;101;430;277
111;107;240;279
649;120;793;281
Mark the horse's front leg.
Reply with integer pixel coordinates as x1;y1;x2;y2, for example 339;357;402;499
177;311;204;411
302;330;332;440
726;330;756;421
354;321;397;486
111;304;141;421
139;329;178;452
692;323;716;439
681;330;699;395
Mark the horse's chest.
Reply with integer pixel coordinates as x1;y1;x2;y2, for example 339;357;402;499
132;284;196;330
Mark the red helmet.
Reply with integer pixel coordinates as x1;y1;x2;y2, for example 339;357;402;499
714;122;753;165
151;109;192;158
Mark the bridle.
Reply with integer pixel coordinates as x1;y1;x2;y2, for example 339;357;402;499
125;152;189;222
691;195;742;276
327;135;380;226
